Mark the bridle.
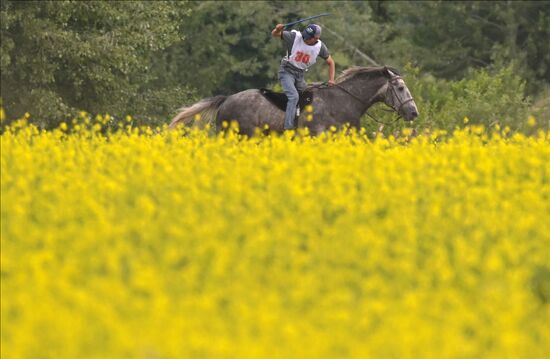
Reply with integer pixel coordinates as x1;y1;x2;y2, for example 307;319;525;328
323;75;414;125
385;76;415;114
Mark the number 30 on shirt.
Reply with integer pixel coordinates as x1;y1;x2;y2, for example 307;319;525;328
294;51;310;64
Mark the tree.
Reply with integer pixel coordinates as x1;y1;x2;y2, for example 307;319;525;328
380;1;550;94
1;1;193;127
157;1;284;98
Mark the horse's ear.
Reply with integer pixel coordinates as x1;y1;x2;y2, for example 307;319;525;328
384;66;401;77
385;67;399;78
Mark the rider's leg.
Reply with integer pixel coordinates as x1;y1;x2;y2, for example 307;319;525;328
295;75;308;119
279;70;299;130
296;73;307;93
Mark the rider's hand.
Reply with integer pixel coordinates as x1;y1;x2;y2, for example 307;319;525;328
276;24;285;31
328;80;335;86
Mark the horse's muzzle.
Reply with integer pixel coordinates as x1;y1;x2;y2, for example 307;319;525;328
402;101;419;121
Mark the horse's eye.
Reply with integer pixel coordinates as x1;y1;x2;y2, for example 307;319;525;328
398;86;404;91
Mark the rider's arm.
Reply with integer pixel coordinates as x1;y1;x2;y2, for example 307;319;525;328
326;55;336;85
271;24;285;38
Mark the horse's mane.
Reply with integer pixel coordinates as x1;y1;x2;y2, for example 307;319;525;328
335;66;400;84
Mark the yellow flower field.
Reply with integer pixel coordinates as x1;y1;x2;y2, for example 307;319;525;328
1;117;550;358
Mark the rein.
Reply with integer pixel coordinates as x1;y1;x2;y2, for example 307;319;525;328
332;83;400;126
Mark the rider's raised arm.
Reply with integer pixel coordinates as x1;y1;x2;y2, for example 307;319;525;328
271;24;285;38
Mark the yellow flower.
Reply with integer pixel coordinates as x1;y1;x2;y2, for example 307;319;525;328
1;118;549;358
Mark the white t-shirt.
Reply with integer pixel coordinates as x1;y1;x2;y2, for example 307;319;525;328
282;30;327;71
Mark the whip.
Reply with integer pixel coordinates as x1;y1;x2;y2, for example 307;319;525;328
283;13;331;29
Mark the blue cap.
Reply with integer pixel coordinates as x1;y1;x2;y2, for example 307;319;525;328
302;24;322;40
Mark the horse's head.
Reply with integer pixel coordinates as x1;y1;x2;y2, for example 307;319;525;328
382;67;418;121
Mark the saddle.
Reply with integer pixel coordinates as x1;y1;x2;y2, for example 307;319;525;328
260;88;314;113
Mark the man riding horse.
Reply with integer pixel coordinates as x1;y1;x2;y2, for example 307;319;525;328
271;23;336;130
169;19;418;135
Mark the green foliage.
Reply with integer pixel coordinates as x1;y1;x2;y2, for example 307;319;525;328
159;2;282;97
1;1;193;128
440;66;530;129
380;1;550;95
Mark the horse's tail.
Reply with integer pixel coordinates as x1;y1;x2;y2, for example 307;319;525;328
168;95;228;129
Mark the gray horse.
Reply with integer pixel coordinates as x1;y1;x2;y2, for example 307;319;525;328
169;66;418;136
